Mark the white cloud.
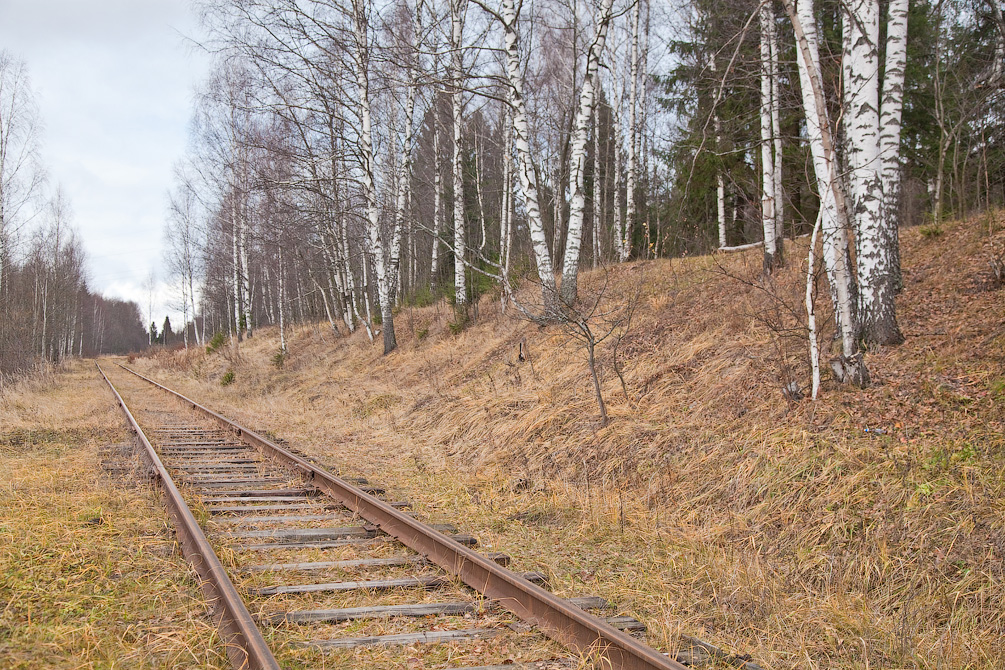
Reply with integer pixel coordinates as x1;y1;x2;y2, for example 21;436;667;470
0;0;210;328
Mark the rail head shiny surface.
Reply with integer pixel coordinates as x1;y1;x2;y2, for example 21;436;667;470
117;363;688;670
96;363;281;670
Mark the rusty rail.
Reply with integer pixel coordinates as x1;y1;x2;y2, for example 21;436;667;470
117;363;688;670
96;363;281;670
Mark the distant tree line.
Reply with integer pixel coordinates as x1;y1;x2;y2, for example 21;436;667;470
0;51;148;382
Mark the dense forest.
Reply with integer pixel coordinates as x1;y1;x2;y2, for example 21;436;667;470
0;52;149;381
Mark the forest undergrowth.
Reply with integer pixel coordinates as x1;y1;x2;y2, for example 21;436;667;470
124;212;1003;668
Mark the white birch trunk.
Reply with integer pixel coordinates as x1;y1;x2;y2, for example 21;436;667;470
552;163;562;269
783;0;866;384
640;0;651;254
476;131;487;252
710;57;727;249
879;0;908;260
770;16;784;249
592;99;602;268
330;218;355;332
360;252;375;341
611;91;626;260
501;0;557;310
760;0;779;270
392;78;416;305
845;0;899;346
452;89;467;308
560;0;617;303
230;191;242;348
188;267;201;346
263;261;275;325
451;0;467;309
324;246;345;333
624;0;641;264
431;121;442;288
239;194;252;338
806;207;822;399
354;0;396;353
409;197;417;290
500;106;513;309
278;244;287;353
871;0;909;340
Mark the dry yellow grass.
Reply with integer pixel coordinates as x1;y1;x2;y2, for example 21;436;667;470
0;361;229;669
51;211;1005;668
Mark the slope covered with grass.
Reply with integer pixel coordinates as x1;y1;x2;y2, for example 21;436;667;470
135;212;1005;669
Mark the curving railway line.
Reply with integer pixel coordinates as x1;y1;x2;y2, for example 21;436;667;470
96;362;758;670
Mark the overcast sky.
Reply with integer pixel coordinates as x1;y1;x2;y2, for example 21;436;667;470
0;0;209;326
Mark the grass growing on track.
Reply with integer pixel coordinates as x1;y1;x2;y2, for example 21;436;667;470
0;362;229;669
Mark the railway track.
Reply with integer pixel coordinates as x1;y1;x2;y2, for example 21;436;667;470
97;362;758;670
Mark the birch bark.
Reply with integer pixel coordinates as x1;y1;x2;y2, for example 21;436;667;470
845;0;901;345
624;0;641;264
431;120;442;287
230;189;242;348
710;56;727;249
806;208;822;399
760;0;779;270
278;245;287;354
869;0;909;341
610;82;626;260
392;75;416;305
475;131;487;252
783;0;867;384
592;98;602;268
451;0;468;309
354;0;396;353
239;186;252;338
500;106;513;309
770;15;784;252
560;0;617;304
501;0;557;310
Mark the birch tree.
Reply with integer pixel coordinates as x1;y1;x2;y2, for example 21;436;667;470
496;0;558;311
624;0;642;264
559;0;616;304
431;116;444;288
759;0;783;271
878;0;907;290
353;0;398;353
782;0;868;385
499;99;515;306
389;0;422;304
166;178;205;347
450;0;469;311
708;51;728;249
844;0;904;346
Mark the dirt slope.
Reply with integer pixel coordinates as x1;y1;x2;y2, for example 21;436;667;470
133;212;1005;669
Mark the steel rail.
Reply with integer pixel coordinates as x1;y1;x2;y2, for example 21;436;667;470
118;364;688;670
96;363;282;670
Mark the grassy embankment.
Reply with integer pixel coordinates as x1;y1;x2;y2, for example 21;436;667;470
135;213;1004;669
